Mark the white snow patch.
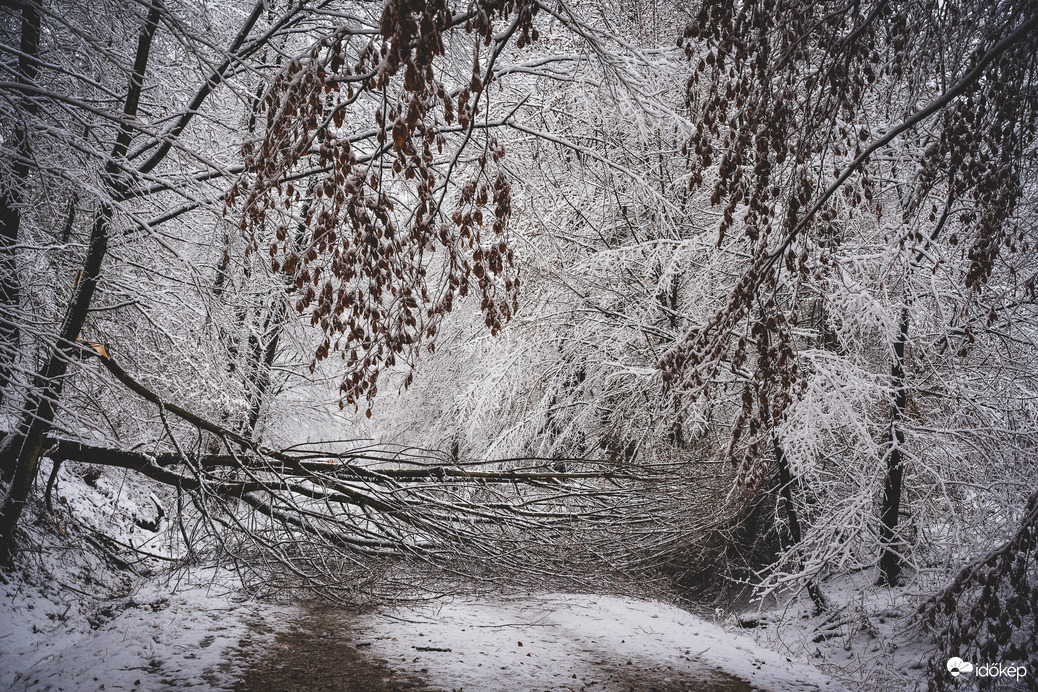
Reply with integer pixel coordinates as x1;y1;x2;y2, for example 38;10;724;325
0;568;286;691
354;593;845;691
732;570;941;691
0;459;288;691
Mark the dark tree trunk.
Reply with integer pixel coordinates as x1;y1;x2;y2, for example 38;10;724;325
0;204;112;556
0;3;41;408
0;2;163;560
878;305;910;586
243;192;313;437
245;309;285;435
773;433;828;613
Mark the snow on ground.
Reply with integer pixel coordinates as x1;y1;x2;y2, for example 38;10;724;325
0;458;916;692
0;459;287;692
351;593;846;691
1;568;285;691
733;572;935;692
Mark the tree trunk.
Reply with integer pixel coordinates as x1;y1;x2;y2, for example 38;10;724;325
0;205;112;557
0;3;41;408
773;433;828;613
0;1;163;560
878;305;910;586
245;308;285;435
243;185;315;436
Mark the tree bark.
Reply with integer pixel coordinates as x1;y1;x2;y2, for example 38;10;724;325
0;1;162;560
244;186;315;436
245;308;285;434
773;433;827;613
878;305;910;586
0;2;41;408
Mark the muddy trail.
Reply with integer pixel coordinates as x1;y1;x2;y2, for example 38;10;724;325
235;606;429;691
232;599;755;692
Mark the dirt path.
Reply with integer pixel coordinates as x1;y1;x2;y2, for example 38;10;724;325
235;605;430;691
232;598;757;692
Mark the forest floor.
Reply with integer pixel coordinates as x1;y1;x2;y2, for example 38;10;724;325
230;592;842;692
2;559;846;692
0;460;907;691
234;604;429;691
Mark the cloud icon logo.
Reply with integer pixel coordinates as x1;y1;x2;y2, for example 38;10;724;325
947;657;974;677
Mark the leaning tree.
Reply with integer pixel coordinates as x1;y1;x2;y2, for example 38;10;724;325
666;0;1038;681
0;0;679;596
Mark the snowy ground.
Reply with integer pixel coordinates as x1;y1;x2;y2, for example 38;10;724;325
0;458;288;691
733;575;937;692
1;567;285;691
3;580;845;692
0;459;904;691
343;593;845;691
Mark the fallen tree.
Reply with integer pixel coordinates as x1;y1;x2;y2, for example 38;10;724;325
14;346;690;599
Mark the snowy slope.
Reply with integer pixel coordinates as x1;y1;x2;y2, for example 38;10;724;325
0;459;287;692
1;573;285;691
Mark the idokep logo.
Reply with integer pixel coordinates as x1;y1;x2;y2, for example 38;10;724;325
947;656;1028;682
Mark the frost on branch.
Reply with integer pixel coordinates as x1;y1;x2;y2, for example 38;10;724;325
921;489;1038;691
228;0;542;408
663;0;1038;484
